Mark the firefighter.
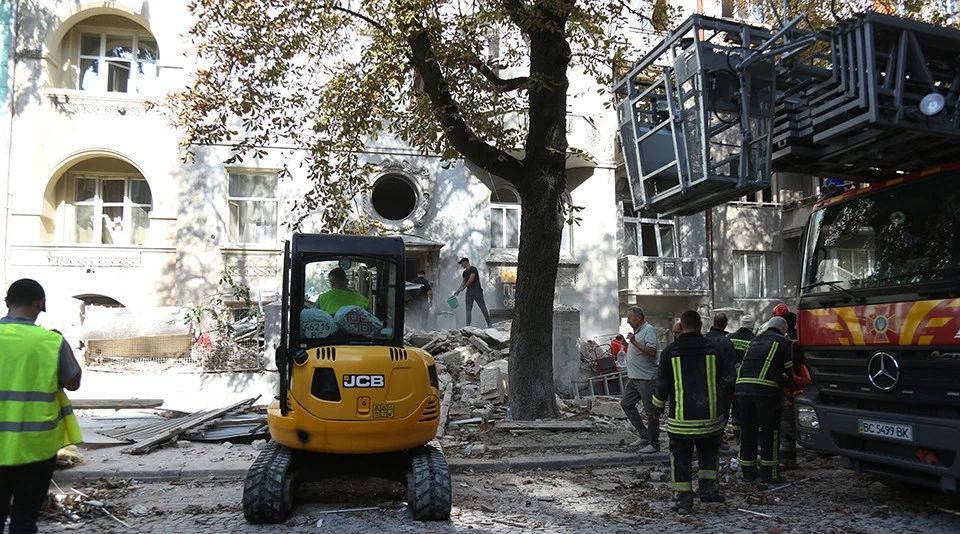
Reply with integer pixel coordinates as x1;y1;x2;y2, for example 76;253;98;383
727;315;756;443
735;316;794;484
653;310;736;512
704;312;737;450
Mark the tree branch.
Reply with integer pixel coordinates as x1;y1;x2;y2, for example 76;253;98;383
468;57;528;93
405;26;524;183
325;4;387;32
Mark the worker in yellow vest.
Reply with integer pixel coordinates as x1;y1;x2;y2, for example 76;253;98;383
0;279;82;534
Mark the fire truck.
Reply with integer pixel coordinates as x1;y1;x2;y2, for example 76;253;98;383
615;11;960;489
793;164;960;490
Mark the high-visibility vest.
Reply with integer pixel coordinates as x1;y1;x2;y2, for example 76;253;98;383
0;322;82;466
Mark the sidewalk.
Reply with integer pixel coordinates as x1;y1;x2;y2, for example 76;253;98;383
54;414;737;484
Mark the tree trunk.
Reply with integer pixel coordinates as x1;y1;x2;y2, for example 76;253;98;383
508;9;572;420
510;176;565;420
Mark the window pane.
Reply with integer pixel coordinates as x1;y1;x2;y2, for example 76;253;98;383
733;256;745;297
137;38;159;61
79;58;100;91
640;223;658;256
130;180;152;204
131;205;151;245
237;200;277;244
102;180;124;203
561;222;571;253
764;253;780;297
75;205;94;243
80;33;102;56
505;208;520;248
105;35;133;59
106;60;130;92
745;254;762;297
75;178;96;202
490;208;504;248
101;206;124;245
624;221;638;256
659;224;676;257
260;201;278;243
229;174;275;197
136;61;157;94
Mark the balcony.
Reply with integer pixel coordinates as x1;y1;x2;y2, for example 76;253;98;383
617;255;710;296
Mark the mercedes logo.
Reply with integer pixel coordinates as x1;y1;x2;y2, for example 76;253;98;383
867;351;900;391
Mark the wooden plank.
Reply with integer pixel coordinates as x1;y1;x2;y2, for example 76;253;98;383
121;397;258;455
496;420;594;431
72;399;164;410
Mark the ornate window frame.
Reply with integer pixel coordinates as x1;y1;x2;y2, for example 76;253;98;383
361;160;431;232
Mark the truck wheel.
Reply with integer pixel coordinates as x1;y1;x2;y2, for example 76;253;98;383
406;443;452;520
242;441;296;523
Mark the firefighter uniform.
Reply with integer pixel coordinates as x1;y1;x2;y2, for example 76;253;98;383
653;331;736;511
735;325;794;483
727;326;756;442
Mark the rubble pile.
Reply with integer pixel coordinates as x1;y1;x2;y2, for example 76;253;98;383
404;326;513;423
404;325;632;452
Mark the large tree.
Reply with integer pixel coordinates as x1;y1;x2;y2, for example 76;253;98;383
171;0;655;419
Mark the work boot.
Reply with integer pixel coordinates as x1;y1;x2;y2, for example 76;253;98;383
699;480;725;503
760;465;785;484
638;443;660;454
672;492;694;513
741;464;758;483
628;437;649;447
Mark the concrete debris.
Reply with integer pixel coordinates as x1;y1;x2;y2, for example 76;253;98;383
436;346;477;365
479;365;506;405
468;335;492;353
130;503;150;517
589;398;627;419
649;471;665;482
251;439;268;451
175;440;192;448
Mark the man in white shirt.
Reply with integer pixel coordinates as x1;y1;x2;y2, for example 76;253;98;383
619;306;661;453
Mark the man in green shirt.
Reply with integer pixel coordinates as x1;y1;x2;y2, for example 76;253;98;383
316;268;369;315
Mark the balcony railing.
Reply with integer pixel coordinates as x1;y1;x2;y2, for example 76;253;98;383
617;255;709;296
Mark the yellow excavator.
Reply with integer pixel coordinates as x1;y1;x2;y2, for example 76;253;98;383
242;233;451;523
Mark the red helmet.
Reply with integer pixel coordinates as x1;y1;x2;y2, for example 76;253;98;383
772;304;789;317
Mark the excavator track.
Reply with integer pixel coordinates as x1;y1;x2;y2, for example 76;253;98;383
406;443;452;520
242;440;297;524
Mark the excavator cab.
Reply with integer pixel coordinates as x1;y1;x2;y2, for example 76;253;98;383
242;233;451;523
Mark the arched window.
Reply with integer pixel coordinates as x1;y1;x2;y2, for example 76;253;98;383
57;15;160;95
78;31;159;94
490;187;520;249
72;174;152;245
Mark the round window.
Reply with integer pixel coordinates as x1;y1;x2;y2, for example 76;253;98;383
371;174;417;221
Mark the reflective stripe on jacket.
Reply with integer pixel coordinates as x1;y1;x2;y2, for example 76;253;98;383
0;322;82;466
728;328;755;365
653;332;733;437
735;329;794;397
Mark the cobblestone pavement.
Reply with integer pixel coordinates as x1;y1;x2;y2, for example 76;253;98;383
38;455;960;533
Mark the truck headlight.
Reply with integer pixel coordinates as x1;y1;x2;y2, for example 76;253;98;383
797;405;820;430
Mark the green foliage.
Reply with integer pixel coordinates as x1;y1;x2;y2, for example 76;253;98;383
183;269;262;340
169;0;672;230
729;0;959;30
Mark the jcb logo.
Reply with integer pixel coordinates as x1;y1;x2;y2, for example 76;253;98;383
342;374;385;388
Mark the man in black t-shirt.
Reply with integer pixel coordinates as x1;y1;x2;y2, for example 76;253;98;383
410;269;433;330
454;257;491;327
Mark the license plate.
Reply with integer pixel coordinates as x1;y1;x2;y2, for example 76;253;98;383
857;419;913;441
373;404;394;419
